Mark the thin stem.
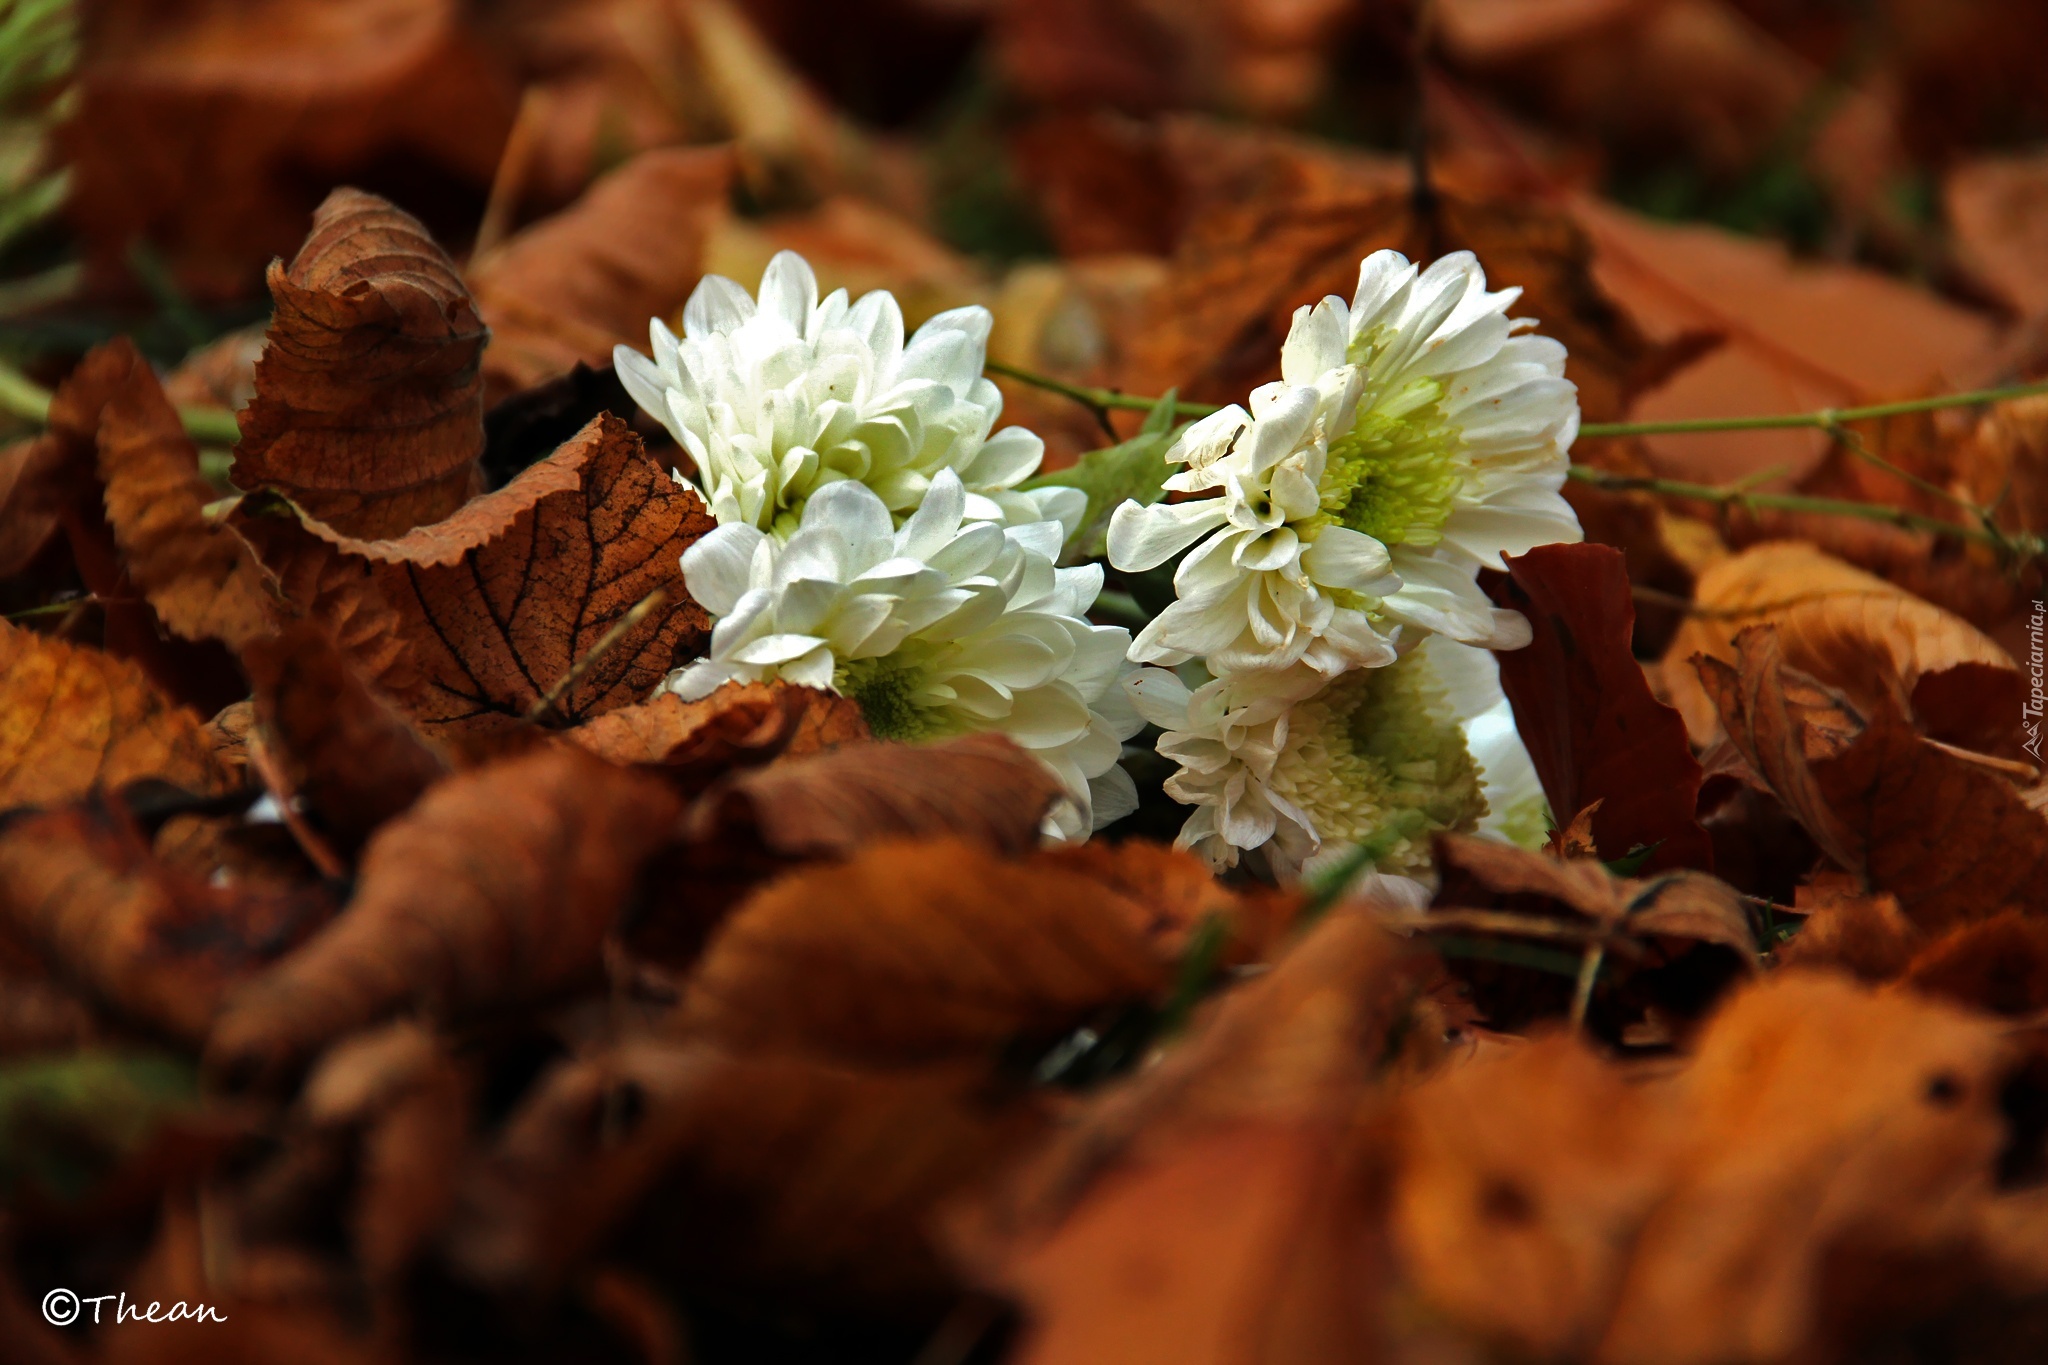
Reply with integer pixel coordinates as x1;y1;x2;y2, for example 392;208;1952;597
1569;939;1607;1032
983;359;1220;421
526;588;668;724
1579;379;2048;438
0;355;244;446
1567;465;2028;552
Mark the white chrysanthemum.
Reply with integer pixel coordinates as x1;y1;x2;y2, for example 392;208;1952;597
1124;634;1542;884
616;250;1083;538
672;469;1139;838
1107;249;1582;674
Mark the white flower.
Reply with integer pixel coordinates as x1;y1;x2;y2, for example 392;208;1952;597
1107;249;1582;674
672;469;1139;838
1124;634;1542;882
616;251;1082;539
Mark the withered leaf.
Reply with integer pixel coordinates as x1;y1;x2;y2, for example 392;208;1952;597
470;146;734;405
241;620;449;858
0;797;334;1042
962;909;1428;1365
1774;878;1922;984
205;746;683;1088
678;837;1241;1067
1699;627;2048;932
0;622;230;809
447;1041;1049;1307
1663;541;2018;747
1904;912;2048;1018
684;731;1064;862
567;679;868;771
236;413;713;739
231;189;487;540
88;337;279;650
1483;543;1715;873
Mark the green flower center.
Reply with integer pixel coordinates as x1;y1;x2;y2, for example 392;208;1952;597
834;652;952;742
1270;651;1487;875
1311;369;1463;551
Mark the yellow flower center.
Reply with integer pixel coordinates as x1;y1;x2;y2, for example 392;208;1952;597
1312;372;1464;550
834;651;953;741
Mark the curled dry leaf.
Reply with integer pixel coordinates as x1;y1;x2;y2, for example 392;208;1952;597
677;837;1246;1068
1394;973;2035;1365
961;908;1429;1365
1663;541;2018;747
0;622;230;810
231;189;488;540
88;337;279;650
241;620;449;858
567;679;868;771
1946;149;2048;317
234;413;713;740
447;1041;1050;1308
1483;543;1714;873
1773;878;1922;984
205;746;682;1089
470;146;734;405
683;731;1064;862
1699;626;2048;933
1903;912;2048;1019
0;797;335;1042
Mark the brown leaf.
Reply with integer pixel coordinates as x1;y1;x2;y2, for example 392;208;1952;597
961;908;1431;1365
0;622;231;809
471;147;734;406
1904;913;2048;1019
446;1041;1049;1307
1774;877;1922;984
683;731;1064;862
566;679;868;771
61;0;516;305
0;797;335;1041
231;189;488;540
1483;543;1715;873
1700;626;2048;933
1946;150;2048;317
241;620;449;858
235;413;713;739
205;746;683;1088
676;837;1245;1067
0;437;58;577
1663;541;2018;747
89;337;279;649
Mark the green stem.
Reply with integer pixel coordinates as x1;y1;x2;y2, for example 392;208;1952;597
1564;465;2030;553
984;359;1221;420
1578;380;2048;438
0;356;243;447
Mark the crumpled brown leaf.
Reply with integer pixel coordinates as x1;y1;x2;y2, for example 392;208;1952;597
566;679;869;771
676;837;1250;1067
205;745;683;1088
0;796;335;1041
1946;149;2048;318
1663;541;2018;748
1394;972;2042;1365
241;620;449;859
1699;626;2048;933
471;146;734;406
89;337;279;650
446;1040;1051;1309
1484;542;1714;873
0;622;231;810
231;188;488;540
234;413;714;739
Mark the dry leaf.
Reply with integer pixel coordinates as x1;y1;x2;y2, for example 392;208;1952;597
567;679;868;770
1699;626;2048;932
676;837;1244;1067
1484;543;1714;873
88;338;279;650
236;413;713;739
471;146;734;405
0;622;230;809
231;189;488;540
1947;150;2048;317
240;620;449;858
1904;912;2048;1019
0;796;334;1041
1774;878;1922;984
205;746;683;1088
1663;541;2017;746
446;1040;1050;1307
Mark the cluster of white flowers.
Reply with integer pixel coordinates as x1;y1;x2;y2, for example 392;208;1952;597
619;252;1136;839
1108;249;1577;887
619;246;1572;869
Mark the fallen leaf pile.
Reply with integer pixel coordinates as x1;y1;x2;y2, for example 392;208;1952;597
8;2;2048;1363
